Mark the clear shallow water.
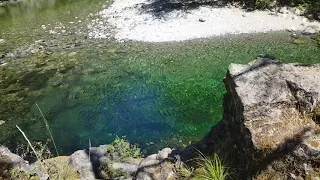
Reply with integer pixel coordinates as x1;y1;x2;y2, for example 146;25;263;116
0;0;320;155
0;0;105;51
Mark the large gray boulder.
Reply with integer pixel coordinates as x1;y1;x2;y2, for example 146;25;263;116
225;58;320;178
0;146;32;174
69;150;96;180
135;148;175;180
181;58;320;179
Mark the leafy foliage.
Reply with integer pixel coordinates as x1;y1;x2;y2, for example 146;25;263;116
254;0;276;9
106;136;141;161
253;0;320;13
99;137;141;179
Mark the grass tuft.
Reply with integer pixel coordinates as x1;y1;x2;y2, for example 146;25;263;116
193;152;229;180
176;151;229;180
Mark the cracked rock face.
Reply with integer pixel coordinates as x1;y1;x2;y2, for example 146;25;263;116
227;59;320;150
224;58;320;179
181;58;320;179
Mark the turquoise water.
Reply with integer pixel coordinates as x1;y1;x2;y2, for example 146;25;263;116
0;0;320;155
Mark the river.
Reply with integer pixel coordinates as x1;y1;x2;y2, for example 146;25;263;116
0;0;319;155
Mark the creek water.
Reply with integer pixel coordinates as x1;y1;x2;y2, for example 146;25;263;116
0;0;319;155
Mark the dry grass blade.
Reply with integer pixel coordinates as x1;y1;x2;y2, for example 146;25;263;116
89;139;91;162
35;103;59;156
16;125;41;161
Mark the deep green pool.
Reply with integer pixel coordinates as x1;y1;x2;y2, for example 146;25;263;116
0;0;320;155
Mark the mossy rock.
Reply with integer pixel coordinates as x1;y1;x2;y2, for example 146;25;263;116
7;169;39;180
292;39;306;45
43;156;80;179
99;161;128;179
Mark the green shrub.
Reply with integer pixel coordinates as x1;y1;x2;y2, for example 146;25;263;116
231;0;320;13
99;137;141;179
106;136;141;161
254;0;276;9
305;0;320;14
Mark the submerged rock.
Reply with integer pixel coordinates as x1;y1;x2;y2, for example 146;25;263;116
302;26;317;35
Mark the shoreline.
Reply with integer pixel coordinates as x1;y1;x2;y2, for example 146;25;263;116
88;0;320;42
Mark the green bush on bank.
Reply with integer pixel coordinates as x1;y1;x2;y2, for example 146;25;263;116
228;0;320;15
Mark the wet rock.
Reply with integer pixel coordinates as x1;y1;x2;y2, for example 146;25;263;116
0;39;5;44
302;26;317;35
